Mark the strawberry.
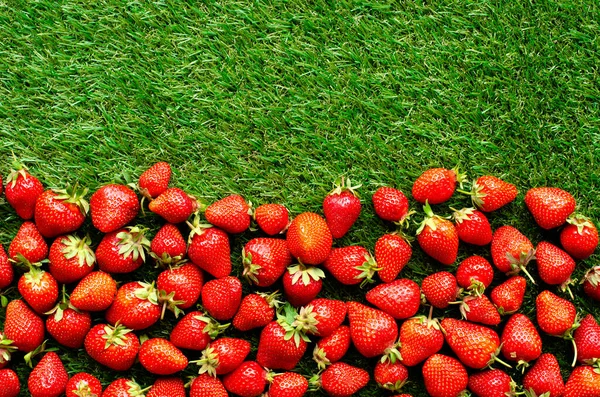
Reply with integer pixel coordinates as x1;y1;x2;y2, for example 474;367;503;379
138;337;188;375
456;255;494;292
574;314;600;365
374;361;409;392
318;362;369;397
267;372;308;397
468;175;517;212
536;241;577;294
560;214;598;260
452;207;493;245
366;278;421;320
347;301;398;359
5;162;44;219
205;194;251;234
441;318;506;369
84;323;140;371
468;369;515;397
105;281;161;330
34;186;88;238
18;266;59;314
303;298;347;337
583;266;600;301
522;353;565;397
138;161;171;199
564;365;600;397
96;226;150;274
313;325;351;370
242;237;292;287
8;221;48;264
90;184;140;233
490;276;527;315
323;245;379;286
422;354;469;397
490;225;536;283
459;294;501;326
421;271;459;309
150;223;187;266
3;300;44;352
233;291;280;331
536;290;578;338
501;313;542;370
70;271;117;311
65;373;103;397
0;368;20;397
147;377;185;397
416;202;459;265
46;291;92;348
372;186;411;223
253;203;289;235
170;311;229;351
194;337;251;376
0;332;17;369
286;212;333;265
149;187;197;224
412;167;465;205
323;176;361;238
48;234;95;284
28;352;68;397
398;316;444;366
375;233;412;283
282;264;324;306
189;374;228;397
222;361;267;397
0;244;13;289
201;276;242;321
187;218;231;278
525;187;576;229
102;379;145;397
157;263;203;314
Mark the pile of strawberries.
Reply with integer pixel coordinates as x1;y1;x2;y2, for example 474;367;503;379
0;162;599;397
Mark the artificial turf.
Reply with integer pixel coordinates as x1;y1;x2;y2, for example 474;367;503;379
0;0;599;395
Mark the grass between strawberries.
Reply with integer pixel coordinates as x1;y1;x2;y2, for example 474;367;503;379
0;0;599;395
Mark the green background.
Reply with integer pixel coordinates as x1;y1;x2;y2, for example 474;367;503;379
0;0;599;395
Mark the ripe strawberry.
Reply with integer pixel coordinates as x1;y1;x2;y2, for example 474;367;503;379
525;187;576;229
536;290;578;338
150;223;187;266
187;218;231;278
96;226;150;274
233;292;280;331
189;374;228;397
313;325;351;370
459;294;501;326
170;311;229;351
18;266;59;314
253;203;289;235
205;194;251;234
34;186;88;238
71;271;117;311
412;167;465;205
366;278;421;320
501;313;542;370
287;212;333;265
560;214;598;260
283;264;325;306
490;276;527;315
28;352;68;397
537;241;576;292
242;237;292;287
5;162;44;219
323;245;378;286
103;379;145;397
105;281;161;330
48;234;95;284
574;314;600;365
441;318;505;369
3;300;44;352
421;271;459;309
46;293;92;348
147;377;185;397
583;266;600;301
138;161;171;199
303;298;347;338
139;337;188;375
0;244;13;289
149;187;197;224
65;373;103;397
201;276;242;321
347;301;398;359
157;263;203;314
416;202;459;265
8;221;48;264
372;186;411;223
522;353;565;397
323;176;361;238
375;233;412;283
222;361;267;397
469;175;517;212
374;361;409;392
84;323;140;371
422;354;469;397
398;316;444;366
0;368;20;397
195;337;251;376
491;225;536;283
468;369;514;397
456;255;494;292
318;362;369;397
564;365;600;397
267;372;308;397
90;184;140;233
0;332;17;369
452;207;493;245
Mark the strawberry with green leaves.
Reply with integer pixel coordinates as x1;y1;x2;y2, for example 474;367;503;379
375;233;412;283
267;372;309;397
34;185;89;238
323;176;361;238
459;294;501;326
96;226;150;274
366;278;421;320
5;161;44;219
253;203;289;235
490;276;527;315
525;187;576;230
194;337;251;376
48;234;95;284
205;194;251;234
18;265;59;314
102;379;147;397
222;361;267;397
147;377;185;397
468;369;515;397
28;352;68;397
0;368;20;397
467;175;517;212
9;221;48;264
413;167;465;205
187;216;231;278
0;244;13;289
315;362;370;397
456;255;494;293
149;187;197;224
452;207;493;246
233;291;281;331
303;298;347;338
583;266;600;301
372;186;411;223
421;271;459;309
157;263;203;315
501;313;542;371
150;223;187;266
422;354;468;397
84;323;140;371
416;202;459;265
242;237;292;287
347;301;398;359
189;374;228;397
105;281;161;330
138;338;188;375
536;241;576;296
201;276;242;321
574;314;600;365
138;161;171;199
70;271;117;311
3;300;45;353
283;264;325;306
286;212;333;265
46;289;92;348
313;325;351;370
323;245;379;286
169;311;229;351
560;214;598;259
374;361;409;392
0;332;17;369
66;373;103;397
491;225;536;283
90;184;140;233
522;353;565;397
398;316;444;367
564;365;600;397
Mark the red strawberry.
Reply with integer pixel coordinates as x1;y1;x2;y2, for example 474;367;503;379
0;368;20;397
242;237;292;287
564;365;600;397
102;379;145;397
233;291;280;331
323;176;361;238
452;207;493;245
138;337;188;375
147;377;185;397
0;244;13;289
490;276;527;315
149;187;197;224
90;184;140;233
422;354;469;397
5;162;44;219
0;332;17;369
347;301;398;359
536;241;576;293
469;175;517;212
366;278;421;320
372;186;411;223
195;337;251;376
303;298;347;338
205;194;251;234
522;353;565;397
8;221;48;264
525;187;576;229
286;212;333;265
3;300;44;353
267;372;308;397
96;226;150;274
70;271;117;311
421;271;459;309
323;245;378;286
398;316;444;367
18;266;59;314
374;361;409;392
583;266;600;301
412;167;465;205
201;276;242;321
318;362;369;397
536;290;578;338
105;281;161;330
441;318;505;369
157;263;203;314
416;202;459;265
84;323;140;371
560;214;598;260
46;293;92;348
501;313;543;370
189;374;228;397
459;294;501;326
253;203;289;235
222;361;267;397
468;369;514;397
187;219;231;278
313;325;351;370
138;161;171;199
456;255;494;292
170;311;228;351
375;233;412;283
34;186;88;238
283;264;324;306
491;225;536;283
28;352;68;397
48;234;95;284
574;314;600;365
65;373;103;397
150;223;187;266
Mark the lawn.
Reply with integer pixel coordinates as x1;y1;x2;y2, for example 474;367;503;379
0;0;599;395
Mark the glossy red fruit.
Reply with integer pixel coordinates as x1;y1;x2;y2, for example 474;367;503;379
456;255;494;292
452;207;492;246
149;187;197;224
3;300;45;353
522;353;565;397
323;245;378;286
525;187;576;230
105;281;161;330
28;352;68;397
313;326;352;370
147;377;185;397
205;194;251;234
421;271;459;309
233;292;280;331
372;186;410;223
323;177;361;238
96;226;150;274
90;184;140;233
189;374;228;397
8;221;48;264
399;316;444;367
0;368;20;397
196;337;251;376
441;318;503;369
490;276;527;315
48;234;95;284
416;203;459;265
222;361;267;397
65;373;103;397
501;313;542;369
102;379;145;397
138;338;188;375
320;362;370;397
187;221;231;278
150;223;187;266
536;241;576;290
242;238;292;287
5;163;44;220
422;354;469;397
491;225;536;283
412;167;464;205
375;233;412;283
366;278;420;320
34;187;88;238
139;161;171;199
283;264;324;307
84;323;140;371
564;365;600;397
253;203;289;235
459;294;501;326
201;276;242;321
18;267;59;314
536;290;578;338
574;314;600;365
268;372;308;397
157;263;203;311
560;214;598;260
0;245;13;289
170;311;227;351
46;299;92;348
347;301;398;359
583;266;600;301
71;271;117;311
256;319;308;371
374;361;409;392
469;175;517;212
304;298;347;338
468;369;514;397
286;212;333;265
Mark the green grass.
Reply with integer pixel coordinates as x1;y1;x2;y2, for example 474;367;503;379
0;0;599;395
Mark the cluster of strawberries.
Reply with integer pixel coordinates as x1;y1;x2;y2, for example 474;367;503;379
0;162;599;397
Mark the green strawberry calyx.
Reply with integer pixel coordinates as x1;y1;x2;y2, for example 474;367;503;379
53;183;90;215
186;214;213;242
506;249;537;285
241;249;261;285
126;379;149;397
117;226;151;262
566;214;595;234
134;282;159;305
523;389;551;397
452;166;468;190
6;159;29;187
0;333;17;366
102;323;134;349
45;285;81;322
355;252;381;288
313;345;331;371
583;266;600;288
61;234;96;268
486;343;513;369
193;345;220;377
72;381;96;397
278;303;312;347
416;201;443;235
194;314;230;339
328;176;362;198
157;289;185;320
288;264;325;286
450;207;476;224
